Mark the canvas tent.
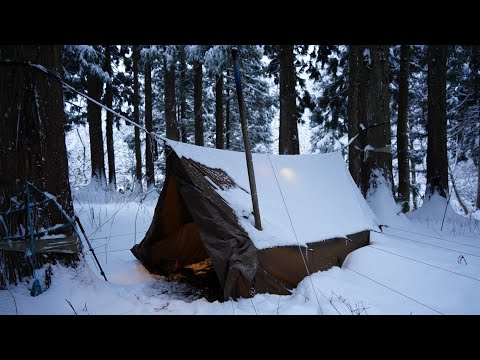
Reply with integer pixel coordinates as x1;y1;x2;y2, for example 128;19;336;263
131;140;379;300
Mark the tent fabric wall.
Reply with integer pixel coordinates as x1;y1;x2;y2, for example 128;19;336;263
132;144;374;301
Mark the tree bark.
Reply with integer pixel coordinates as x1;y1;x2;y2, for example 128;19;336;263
426;45;448;198
215;73;224;149
194;61;203;146
144;59;155;189
397;45;411;212
87;72;106;187
226;69;231;149
0;45;74;233
279;45;299;155
133;45;142;189
347;45;361;185
0;46;79;288
104;45;116;189
358;45;393;197
164;52;179;141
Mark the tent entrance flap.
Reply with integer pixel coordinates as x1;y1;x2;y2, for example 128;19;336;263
132;175;209;274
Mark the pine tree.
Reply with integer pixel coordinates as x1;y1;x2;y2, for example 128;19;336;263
186;45;206;146
87;69;106;187
133;45;142;190
406;45;428;208
446;46;480;210
215;73;224;149
203;45;274;152
426;45;448;198
397;45;411;211
300;46;347;155
164;46;179;141
104;45;116;189
357;46;393;196
194;60;204;146
226;69;231;149
279;45;299;155
178;46;188;142
144;51;155;189
0;45;78;285
347;45;361;185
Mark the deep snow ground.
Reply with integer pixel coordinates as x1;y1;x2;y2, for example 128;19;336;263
1;186;480;315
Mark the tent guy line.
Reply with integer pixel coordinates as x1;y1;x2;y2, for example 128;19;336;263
381;224;480;249
374;231;480;258
342;265;444;315
366;241;480;283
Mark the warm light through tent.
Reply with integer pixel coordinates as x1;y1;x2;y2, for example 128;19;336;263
280;167;296;182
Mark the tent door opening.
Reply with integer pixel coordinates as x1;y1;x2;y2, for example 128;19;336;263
141;175;223;301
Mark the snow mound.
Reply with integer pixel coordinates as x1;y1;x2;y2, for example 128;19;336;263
409;192;480;236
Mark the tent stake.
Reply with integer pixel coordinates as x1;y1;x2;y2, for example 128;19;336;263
231;47;262;231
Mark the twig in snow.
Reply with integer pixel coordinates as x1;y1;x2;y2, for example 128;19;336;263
458;255;468;265
331;291;369;315
7;288;18;315
65;298;78;315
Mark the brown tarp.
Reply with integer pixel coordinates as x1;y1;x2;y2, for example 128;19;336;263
132;146;371;301
132;150;258;300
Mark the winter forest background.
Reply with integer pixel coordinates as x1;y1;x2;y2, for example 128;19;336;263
61;45;479;216
2;44;480;315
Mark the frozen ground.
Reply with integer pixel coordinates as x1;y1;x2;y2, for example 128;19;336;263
1;183;480;315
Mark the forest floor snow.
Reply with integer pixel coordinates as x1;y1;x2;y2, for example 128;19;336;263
1;187;480;315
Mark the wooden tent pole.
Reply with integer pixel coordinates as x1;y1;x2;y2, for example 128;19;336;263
231;47;262;231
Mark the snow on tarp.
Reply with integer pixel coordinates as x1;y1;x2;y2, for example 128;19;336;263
166;140;379;250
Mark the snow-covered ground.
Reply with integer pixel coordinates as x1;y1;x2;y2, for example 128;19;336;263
1;182;479;315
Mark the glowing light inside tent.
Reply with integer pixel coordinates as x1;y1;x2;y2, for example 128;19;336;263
280;167;296;182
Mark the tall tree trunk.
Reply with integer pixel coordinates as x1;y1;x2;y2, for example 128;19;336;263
348;45;361;185
410;158;418;210
87;72;106;187
194;61;203;146
133;45;142;190
0;46;77;286
409;131;418;210
279;45;299;155
164;53;179;141
144;59;155;189
226;69;231;149
472;47;480;210
179;47;187;143
215;73;224;149
358;45;393;196
104;45;116;189
477;125;480;209
397;45;411;212
426;45;448;198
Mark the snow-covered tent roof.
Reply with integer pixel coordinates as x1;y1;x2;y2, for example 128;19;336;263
132;140;378;300
167;139;378;249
